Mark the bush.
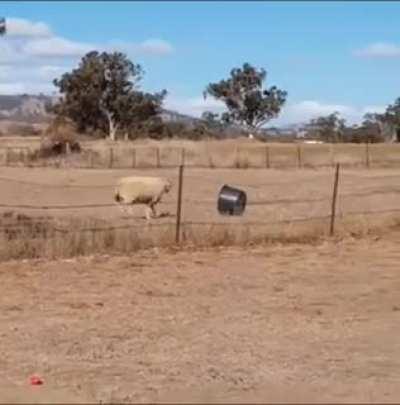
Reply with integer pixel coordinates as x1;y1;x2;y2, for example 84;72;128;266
36;117;81;158
344;129;385;144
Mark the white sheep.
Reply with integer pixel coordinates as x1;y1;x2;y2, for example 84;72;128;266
114;176;172;220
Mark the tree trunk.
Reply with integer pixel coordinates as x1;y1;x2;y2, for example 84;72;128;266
109;119;117;142
104;109;118;141
377;120;384;138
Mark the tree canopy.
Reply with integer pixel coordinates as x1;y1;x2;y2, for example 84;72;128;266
203;63;287;136
52;51;166;140
306;112;346;143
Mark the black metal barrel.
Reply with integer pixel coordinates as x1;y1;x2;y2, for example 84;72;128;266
217;184;247;216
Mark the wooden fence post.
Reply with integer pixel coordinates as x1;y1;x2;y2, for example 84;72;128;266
181;147;186;166
234;145;239;168
89;150;94;169
175;164;184;244
109;147;114;168
365;141;370;169
265;146;270;169
330;144;335;168
329;163;340;236
23;148;28;166
131;148;136;168
18;149;24;165
296;144;302;168
155;147;161;168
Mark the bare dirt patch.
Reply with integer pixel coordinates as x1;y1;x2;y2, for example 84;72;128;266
1;230;400;403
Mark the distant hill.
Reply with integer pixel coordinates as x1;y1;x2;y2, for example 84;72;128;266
0;95;203;126
0;94;55;123
0;94;302;138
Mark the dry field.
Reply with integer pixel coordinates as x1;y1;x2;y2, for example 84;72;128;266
0;164;399;260
0;139;399;403
0;229;400;403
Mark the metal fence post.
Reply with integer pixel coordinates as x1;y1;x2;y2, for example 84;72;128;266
329;163;340;236
175;164;184;244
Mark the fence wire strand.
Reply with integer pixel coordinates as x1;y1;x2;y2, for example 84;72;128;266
0;161;399;237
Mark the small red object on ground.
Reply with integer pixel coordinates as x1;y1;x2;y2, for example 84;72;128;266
29;375;44;386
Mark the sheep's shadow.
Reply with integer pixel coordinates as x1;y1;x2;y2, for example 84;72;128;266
120;211;175;221
157;211;174;219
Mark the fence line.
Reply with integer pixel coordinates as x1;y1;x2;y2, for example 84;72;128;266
0;161;399;247
52;222;176;234
0;202;117;210
0;184;399;211
0;173;399;201
0;176;114;188
2;143;400;170
2;205;400;236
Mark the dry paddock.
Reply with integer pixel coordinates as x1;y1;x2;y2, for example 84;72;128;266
0;165;399;261
0;165;399;224
0;166;399;403
0;229;400;403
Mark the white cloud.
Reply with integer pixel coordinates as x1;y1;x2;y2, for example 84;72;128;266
271;100;386;126
6;17;52;38
0;17;174;95
353;42;400;58
23;37;95;58
107;38;174;56
22;36;174;59
37;65;69;80
164;95;225;117
0;81;54;95
136;39;174;55
0;40;25;64
361;105;386;115
164;96;386;127
0;82;25;94
0;66;11;80
277;100;354;124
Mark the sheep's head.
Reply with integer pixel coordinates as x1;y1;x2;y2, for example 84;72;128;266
164;179;172;193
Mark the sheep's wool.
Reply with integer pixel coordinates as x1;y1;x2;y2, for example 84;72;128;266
115;176;171;205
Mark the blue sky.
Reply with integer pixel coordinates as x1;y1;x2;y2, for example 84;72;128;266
1;1;400;126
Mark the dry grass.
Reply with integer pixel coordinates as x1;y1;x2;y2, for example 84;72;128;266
0;216;173;261
0;210;398;262
0;137;400;169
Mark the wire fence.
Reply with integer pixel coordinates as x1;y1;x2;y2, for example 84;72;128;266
0;164;399;244
1;143;400;170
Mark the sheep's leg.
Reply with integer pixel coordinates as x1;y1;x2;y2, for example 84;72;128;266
144;205;153;221
117;202;137;219
127;205;137;218
149;202;157;218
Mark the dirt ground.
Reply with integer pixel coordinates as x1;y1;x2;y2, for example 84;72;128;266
0;229;400;403
0;166;399;227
